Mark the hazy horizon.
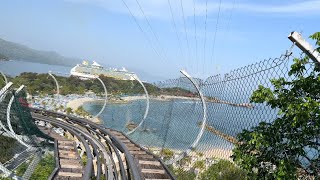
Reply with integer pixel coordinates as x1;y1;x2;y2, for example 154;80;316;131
0;0;319;80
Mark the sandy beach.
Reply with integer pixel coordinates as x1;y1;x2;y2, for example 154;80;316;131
65;96;199;113
201;148;233;161
66;97;104;124
66;97;98;110
147;146;233;161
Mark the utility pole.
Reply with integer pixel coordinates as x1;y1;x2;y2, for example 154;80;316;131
288;31;320;64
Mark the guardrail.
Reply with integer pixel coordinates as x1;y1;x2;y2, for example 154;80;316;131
47;140;60;180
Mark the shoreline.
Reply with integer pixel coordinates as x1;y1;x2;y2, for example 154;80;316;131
66;97;100;110
69;95;253;108
66;95;202;111
146;146;233;161
66;97;103;124
66;97;234;160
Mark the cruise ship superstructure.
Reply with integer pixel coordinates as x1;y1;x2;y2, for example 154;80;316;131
70;61;137;80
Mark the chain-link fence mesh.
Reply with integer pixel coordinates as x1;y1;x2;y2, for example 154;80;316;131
0;86;53;177
88;49;319;178
2;44;317;178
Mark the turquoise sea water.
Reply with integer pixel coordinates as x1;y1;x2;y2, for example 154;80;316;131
83;99;278;151
0;60;280;152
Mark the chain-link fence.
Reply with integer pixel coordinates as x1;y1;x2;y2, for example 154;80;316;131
1;42;317;179
0;85;54;178
88;49;318;178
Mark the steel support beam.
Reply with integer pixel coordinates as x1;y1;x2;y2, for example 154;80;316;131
288;31;320;64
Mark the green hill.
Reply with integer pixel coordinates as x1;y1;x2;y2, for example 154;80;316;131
0;53;8;61
0;38;79;66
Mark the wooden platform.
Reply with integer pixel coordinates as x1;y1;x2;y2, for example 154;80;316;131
38;126;83;180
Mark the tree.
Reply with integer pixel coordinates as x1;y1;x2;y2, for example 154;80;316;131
30;153;55;180
193;160;205;171
232;32;320;179
178;156;192;166
199;160;247;180
65;107;73;115
174;167;196;180
0;53;9;61
160;148;174;161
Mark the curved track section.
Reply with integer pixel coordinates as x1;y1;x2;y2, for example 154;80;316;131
31;108;175;180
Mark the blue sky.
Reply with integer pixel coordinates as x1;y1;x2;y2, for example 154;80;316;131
0;0;319;80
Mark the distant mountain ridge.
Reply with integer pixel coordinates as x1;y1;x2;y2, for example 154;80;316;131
0;38;79;66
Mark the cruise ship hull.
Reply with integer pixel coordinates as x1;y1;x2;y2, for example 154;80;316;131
70;63;137;80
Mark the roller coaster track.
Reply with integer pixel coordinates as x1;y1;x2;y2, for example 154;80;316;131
30;108;175;180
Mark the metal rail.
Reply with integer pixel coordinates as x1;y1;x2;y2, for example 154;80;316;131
31;108;143;180
39;117;111;179
84;126;126;179
109;128;177;180
47;140;60;180
32;115;94;180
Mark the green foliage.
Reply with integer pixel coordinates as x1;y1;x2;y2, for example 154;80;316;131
199;160;247;180
160;148;174;161
232;32;320;179
16;162;28;176
65;107;73;114
178;156;192;166
81;153;87;166
196;151;204;157
168;165;196;180
0;135;17;163
0;177;12;180
9;73;194;97
30;153;55;180
16;153;56;179
173;167;196;180
0;79;5;89
193;160;205;170
0;53;8;60
75;106;90;117
160;87;198;97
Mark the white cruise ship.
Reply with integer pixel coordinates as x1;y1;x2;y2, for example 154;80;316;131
70;61;137;80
